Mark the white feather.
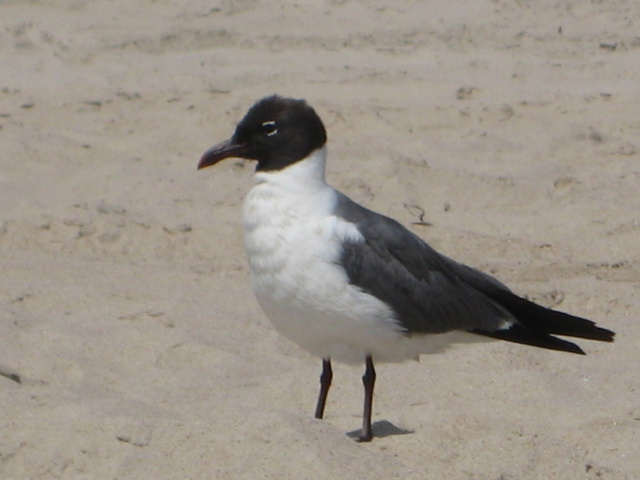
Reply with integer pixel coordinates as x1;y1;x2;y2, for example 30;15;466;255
242;147;482;364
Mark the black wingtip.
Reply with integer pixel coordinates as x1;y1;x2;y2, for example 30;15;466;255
593;326;616;343
473;325;588;355
488;291;616;345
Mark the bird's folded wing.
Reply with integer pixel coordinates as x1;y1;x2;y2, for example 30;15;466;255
335;193;613;352
335;198;514;334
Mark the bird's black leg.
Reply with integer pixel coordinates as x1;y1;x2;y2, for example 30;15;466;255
314;358;332;419
359;355;376;442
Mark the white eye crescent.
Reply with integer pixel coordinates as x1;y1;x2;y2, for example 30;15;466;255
261;120;278;136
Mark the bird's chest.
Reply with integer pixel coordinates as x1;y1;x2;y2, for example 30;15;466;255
242;185;346;305
240;181;404;364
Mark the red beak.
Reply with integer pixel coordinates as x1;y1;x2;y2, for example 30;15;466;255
197;139;250;170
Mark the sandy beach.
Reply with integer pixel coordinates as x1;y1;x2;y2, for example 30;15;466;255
1;1;639;478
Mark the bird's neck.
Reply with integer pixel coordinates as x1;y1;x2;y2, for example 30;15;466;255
244;146;337;227
251;146;328;194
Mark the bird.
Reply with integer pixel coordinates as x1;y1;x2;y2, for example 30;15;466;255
197;95;615;442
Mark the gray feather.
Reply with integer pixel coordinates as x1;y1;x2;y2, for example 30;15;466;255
334;193;514;334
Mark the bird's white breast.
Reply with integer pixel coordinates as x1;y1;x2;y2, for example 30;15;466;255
241;149;481;363
241;149;410;364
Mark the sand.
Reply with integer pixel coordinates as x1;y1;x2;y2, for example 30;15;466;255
1;0;639;478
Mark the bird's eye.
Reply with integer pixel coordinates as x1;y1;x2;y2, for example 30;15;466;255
261;120;278;137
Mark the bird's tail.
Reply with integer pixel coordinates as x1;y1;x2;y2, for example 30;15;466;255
500;292;614;340
474;291;615;355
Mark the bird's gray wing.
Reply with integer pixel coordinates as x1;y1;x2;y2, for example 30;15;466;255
334;193;514;334
335;192;613;353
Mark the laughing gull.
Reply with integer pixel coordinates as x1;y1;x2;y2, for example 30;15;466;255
198;95;615;442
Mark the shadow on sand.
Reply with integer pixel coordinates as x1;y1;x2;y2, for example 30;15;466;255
346;420;413;441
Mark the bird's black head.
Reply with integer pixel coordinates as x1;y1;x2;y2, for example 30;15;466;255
198;95;327;172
